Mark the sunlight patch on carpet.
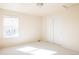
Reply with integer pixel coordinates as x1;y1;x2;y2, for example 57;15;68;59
17;46;56;55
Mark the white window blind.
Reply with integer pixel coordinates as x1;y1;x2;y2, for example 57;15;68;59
3;16;19;38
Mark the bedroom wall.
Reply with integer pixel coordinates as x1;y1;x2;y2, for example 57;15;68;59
42;6;79;52
0;8;42;48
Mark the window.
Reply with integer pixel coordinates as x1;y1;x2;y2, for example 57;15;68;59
3;16;19;38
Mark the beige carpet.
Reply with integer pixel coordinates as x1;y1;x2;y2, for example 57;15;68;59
0;41;79;55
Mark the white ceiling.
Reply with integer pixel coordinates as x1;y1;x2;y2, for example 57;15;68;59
0;3;78;16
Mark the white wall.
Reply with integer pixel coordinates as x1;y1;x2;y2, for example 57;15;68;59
0;9;42;48
42;6;79;52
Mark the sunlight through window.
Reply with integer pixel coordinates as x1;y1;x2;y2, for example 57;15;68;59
31;49;56;55
17;46;56;55
17;46;38;52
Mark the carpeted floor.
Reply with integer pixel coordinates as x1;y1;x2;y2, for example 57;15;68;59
0;41;79;55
